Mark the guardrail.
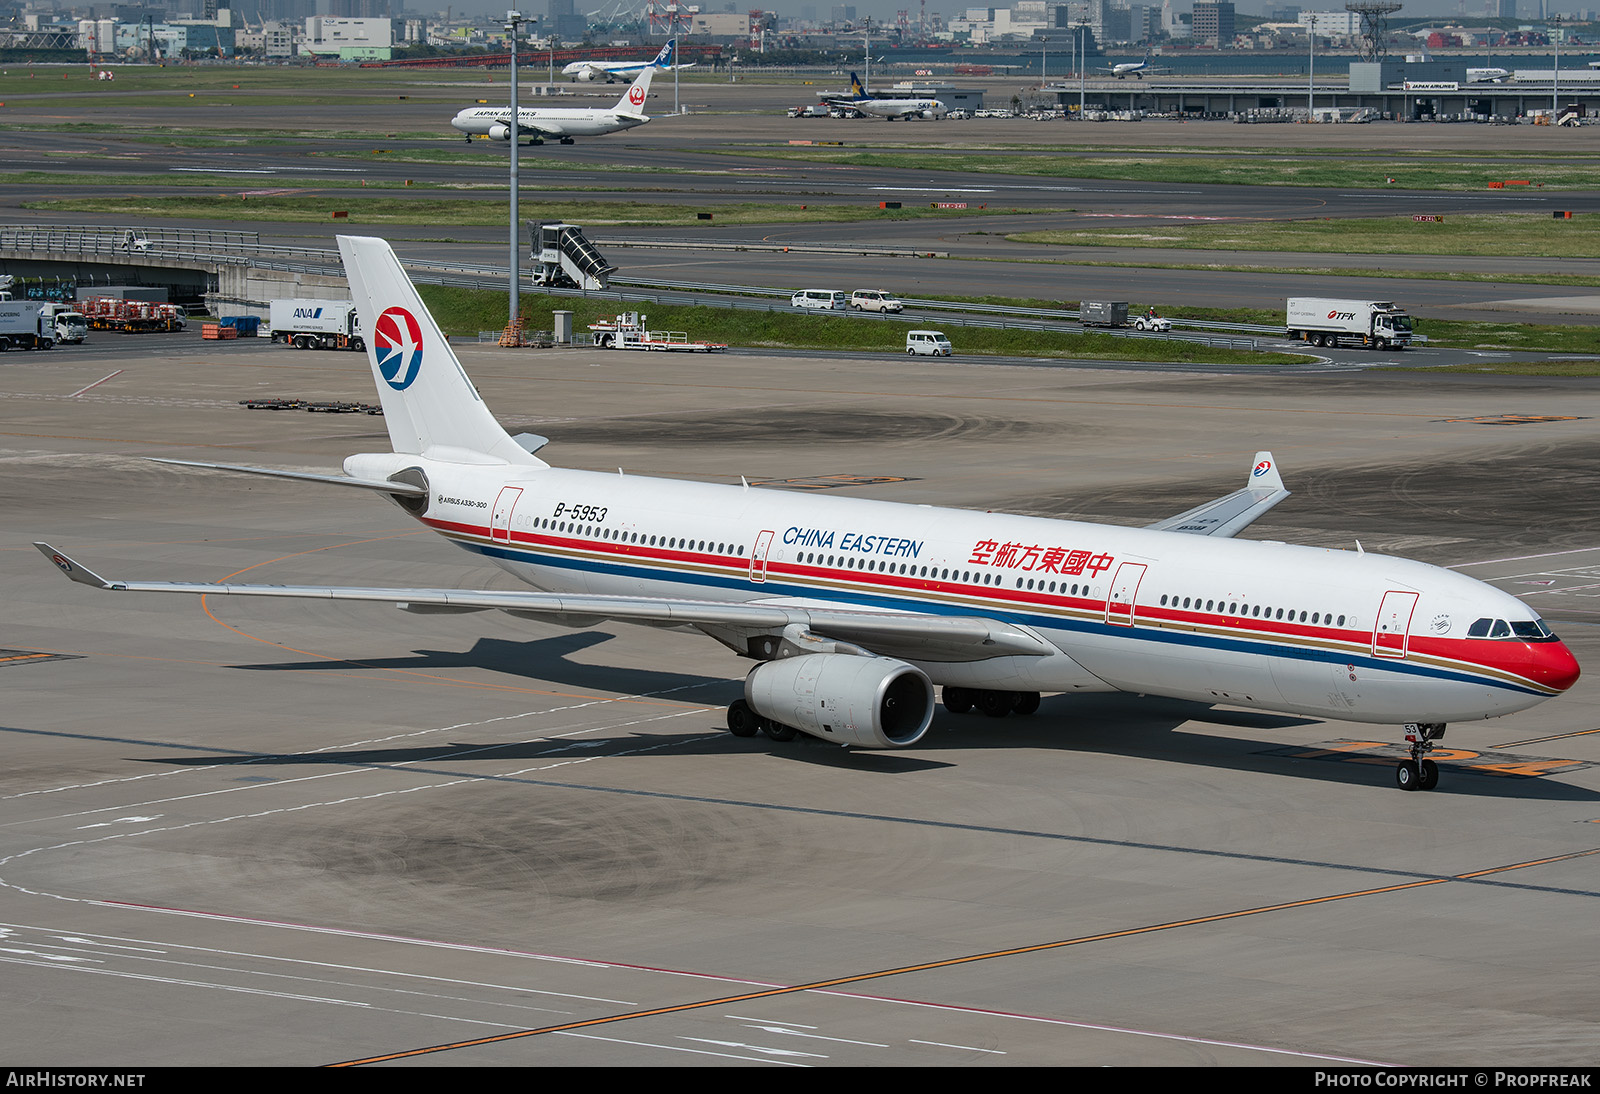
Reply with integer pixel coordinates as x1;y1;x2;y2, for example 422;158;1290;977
599;238;949;259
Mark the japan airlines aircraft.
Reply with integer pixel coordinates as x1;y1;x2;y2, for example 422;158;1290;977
825;73;947;119
450;65;653;144
561;38;690;82
36;237;1580;793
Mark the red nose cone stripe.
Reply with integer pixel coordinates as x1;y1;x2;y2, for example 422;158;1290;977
1534;642;1582;692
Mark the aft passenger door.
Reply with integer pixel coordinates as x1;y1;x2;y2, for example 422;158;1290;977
1105;562;1148;626
1372;590;1419;658
490;486;522;543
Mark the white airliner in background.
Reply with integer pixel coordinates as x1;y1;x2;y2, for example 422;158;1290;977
1108;51;1168;79
451;65;654;144
561;38;690;82
826;73;947;119
37;237;1580;793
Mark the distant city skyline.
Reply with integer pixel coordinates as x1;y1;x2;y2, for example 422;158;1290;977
436;0;1593;25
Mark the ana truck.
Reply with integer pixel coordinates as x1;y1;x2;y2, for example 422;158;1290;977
1287;297;1413;350
0;302;54;350
269;299;365;351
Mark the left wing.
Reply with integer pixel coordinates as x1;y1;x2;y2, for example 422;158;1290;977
35;543;1055;663
1143;451;1289;538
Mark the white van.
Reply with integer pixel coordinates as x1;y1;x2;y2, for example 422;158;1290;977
906;330;952;356
851;289;904;313
791;289;848;310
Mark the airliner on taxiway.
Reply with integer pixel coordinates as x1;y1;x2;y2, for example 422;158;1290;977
37;238;1580;792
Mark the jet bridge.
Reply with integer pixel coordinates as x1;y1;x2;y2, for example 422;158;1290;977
529;222;615;292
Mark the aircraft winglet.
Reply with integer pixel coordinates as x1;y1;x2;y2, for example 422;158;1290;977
34;543;114;589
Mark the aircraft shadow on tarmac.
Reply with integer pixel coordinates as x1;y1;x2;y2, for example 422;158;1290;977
228;631;731;697
126;675;1600;800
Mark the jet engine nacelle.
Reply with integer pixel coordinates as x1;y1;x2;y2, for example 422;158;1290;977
573;67;599;81
745;653;933;749
487;123;514;141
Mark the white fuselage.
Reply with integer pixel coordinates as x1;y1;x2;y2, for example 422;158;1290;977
345;453;1579;727
856;97;946;119
450;105;645;139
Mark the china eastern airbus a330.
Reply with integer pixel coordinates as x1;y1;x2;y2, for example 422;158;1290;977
36;237;1580;792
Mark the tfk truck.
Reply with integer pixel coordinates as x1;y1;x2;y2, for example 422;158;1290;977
1287;297;1413;350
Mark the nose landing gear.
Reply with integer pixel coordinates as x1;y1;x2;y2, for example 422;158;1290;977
1396;723;1446;791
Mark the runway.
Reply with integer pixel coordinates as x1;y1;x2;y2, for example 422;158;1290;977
1;77;1598;322
5;333;1599;1065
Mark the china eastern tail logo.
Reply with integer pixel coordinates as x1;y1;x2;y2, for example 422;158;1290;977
628;84;646;107
374;306;423;390
1253;460;1272;477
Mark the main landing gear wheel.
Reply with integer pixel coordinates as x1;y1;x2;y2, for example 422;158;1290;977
726;699;759;738
1396;722;1447;791
944;688;1040;717
942;687;974;715
764;720;798;742
978;689;1018;718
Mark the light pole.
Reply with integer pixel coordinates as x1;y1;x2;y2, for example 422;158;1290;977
863;16;871;92
1308;29;1314;119
506;10;523;332
1552;13;1562;120
1041;33;1047;86
1077;20;1086;116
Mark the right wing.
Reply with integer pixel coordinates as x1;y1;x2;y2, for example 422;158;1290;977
1143;451;1290;539
35;543;1055;664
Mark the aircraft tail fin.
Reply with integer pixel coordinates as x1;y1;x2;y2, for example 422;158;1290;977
655;38;675;68
848;71;866;99
336;235;543;467
614;64;655;117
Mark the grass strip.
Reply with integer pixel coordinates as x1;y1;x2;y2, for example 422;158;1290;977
1007;212;1600;259
717;147;1600;192
415;285;1310;365
24;194;1056;227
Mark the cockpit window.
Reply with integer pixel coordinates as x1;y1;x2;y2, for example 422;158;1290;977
1467;617;1558;641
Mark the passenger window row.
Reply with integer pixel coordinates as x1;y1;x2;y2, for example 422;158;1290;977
1157;593;1346;628
534;518;746;556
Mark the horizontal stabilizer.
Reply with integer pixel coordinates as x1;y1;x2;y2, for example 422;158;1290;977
1145;451;1290;538
148;458;427;496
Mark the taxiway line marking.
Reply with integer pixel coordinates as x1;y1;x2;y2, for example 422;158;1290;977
330;845;1600;1067
67;370;123;398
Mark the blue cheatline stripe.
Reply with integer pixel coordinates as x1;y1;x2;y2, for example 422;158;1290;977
462;536;1549;698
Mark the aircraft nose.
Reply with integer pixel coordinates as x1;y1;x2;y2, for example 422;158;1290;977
1534;640;1583;693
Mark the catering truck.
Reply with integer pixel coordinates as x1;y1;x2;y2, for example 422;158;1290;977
39;302;88;344
268;299;365;351
1286;297;1413;350
0;301;54;350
